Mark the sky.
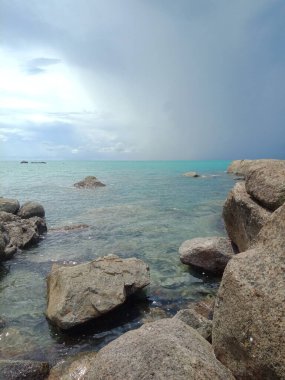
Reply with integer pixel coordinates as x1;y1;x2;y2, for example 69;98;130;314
0;0;285;160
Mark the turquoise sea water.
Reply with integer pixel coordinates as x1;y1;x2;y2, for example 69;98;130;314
0;160;234;363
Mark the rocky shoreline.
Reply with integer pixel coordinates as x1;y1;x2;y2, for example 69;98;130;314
1;160;284;379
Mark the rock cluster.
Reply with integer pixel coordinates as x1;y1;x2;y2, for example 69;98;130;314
211;159;285;379
0;199;47;261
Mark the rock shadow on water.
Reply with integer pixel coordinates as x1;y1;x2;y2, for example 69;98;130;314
0;263;10;281
187;266;221;288
47;294;152;349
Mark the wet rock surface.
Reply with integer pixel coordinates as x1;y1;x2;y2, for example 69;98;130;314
0;359;49;380
46;255;150;329
48;352;96;380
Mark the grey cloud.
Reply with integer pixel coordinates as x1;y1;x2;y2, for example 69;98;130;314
24;57;61;75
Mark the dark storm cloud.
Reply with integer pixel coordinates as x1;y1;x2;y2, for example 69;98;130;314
1;0;285;159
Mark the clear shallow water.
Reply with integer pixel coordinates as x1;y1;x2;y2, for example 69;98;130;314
0;160;234;363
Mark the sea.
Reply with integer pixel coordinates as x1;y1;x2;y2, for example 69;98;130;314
0;160;235;363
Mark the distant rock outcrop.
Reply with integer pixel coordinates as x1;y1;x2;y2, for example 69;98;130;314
183;171;200;177
46;255;150;329
74;176;106;189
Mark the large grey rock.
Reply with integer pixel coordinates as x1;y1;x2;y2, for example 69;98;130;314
50;318;234;380
17;201;45;219
74;176;105;189
245;160;285;211
0;212;47;261
0;360;49;380
223;182;271;252
212;203;285;379
0;198;20;214
46;255;150;329
179;237;235;274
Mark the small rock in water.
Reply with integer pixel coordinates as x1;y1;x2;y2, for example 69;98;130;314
183;171;200;178
74;176;106;189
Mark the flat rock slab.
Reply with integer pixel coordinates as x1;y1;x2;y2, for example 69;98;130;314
179;237;235;274
46;255;150;329
74;176;105;188
48;318;234;380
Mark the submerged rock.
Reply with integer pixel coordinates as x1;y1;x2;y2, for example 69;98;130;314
223;182;271;251
183;171;200;177
17;201;45;219
60;318;234;379
0;198;20;214
46;255;150;329
74;176;105;189
49;224;89;233
0;360;49;380
0;328;37;359
212;203;285;379
179;237;235;274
